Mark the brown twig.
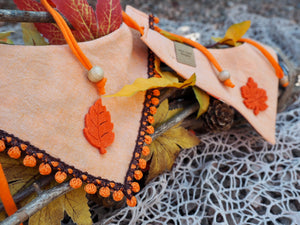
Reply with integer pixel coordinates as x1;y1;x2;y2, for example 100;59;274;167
0;182;72;225
0;175;53;213
0;9;74;29
151;103;199;141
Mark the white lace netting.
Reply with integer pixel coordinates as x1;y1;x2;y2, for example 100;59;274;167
94;6;300;225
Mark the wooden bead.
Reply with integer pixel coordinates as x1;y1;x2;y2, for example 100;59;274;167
88;66;104;83
280;76;289;87
218;70;230;82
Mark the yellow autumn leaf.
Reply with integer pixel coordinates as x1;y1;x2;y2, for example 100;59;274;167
0;154;40;196
29;194;64;225
62;188;92;225
192;87;210;118
154;57;179;82
212;20;251;46
143;99;200;182
0;31;13;44
29;187;92;225
159;29;183;43
106;74;196;97
21;23;48;46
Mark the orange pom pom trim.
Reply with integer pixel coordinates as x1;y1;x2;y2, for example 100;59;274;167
99;187;110;198
51;161;59;167
152;89;160;96
149;106;157;115
8;147;21;159
70;178;82;189
81;175;87;180
23;155;37;167
36;153;44;159
144;135;152;145
131;182;140;193
113;190;124;202
20;144;27;151
134;170;143;180
147;116;155;124
126;196;137;207
142;146;150;156
39;163;52;175
6;137;12;143
151;98;159;106
146;126;154;134
84;183;97;194
0;140;5;152
55;171;67;183
139;159;147;169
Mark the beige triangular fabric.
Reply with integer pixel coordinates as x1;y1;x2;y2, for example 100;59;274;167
126;6;279;144
0;23;148;184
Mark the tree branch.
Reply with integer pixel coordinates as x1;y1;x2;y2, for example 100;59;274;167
0;182;73;225
0;175;53;213
0;9;74;29
152;103;199;141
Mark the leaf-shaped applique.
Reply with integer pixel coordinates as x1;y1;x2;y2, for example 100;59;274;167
212;21;251;46
106;74;196;97
240;77;268;116
83;99;114;154
96;0;122;37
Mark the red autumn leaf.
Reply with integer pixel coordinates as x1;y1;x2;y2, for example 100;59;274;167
51;0;99;41
13;0;66;44
96;0;122;37
83;99;114;154
14;0;122;44
240;77;268;116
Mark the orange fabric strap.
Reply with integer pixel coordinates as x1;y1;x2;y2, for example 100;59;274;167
121;12;235;88
238;38;284;79
41;0;108;94
0;162;22;223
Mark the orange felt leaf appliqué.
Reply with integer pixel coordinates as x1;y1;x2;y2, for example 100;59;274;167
240;77;268;116
83;99;114;154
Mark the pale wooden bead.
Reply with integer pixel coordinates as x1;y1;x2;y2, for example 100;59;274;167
88;66;104;83
217;70;230;82
280;76;288;86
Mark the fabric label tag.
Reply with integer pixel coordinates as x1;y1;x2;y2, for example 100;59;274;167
174;41;196;67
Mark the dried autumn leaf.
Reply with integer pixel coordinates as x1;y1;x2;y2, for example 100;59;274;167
14;0;122;44
21;23;48;45
13;0;65;44
52;0;99;40
62;188;92;225
159;29;183;43
212;20;251;46
106;74;196;97
83;98;115;154
0;31;13;44
28;187;92;225
0;154;40;197
192;86;210;118
96;0;122;37
29;193;64;225
144;100;200;182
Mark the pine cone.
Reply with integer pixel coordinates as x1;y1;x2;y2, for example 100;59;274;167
202;99;235;132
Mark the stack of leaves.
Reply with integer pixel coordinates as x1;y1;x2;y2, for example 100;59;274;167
14;0;122;44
